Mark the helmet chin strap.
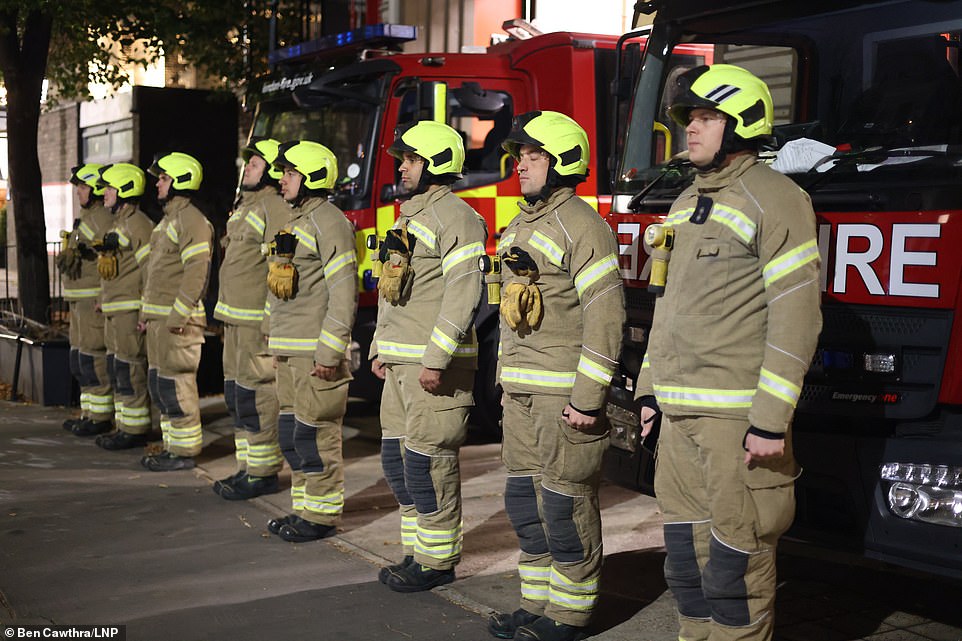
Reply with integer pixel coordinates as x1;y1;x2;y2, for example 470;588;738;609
80;195;101;209
240;164;276;193
695;119;741;171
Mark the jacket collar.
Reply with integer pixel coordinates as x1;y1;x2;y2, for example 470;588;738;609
517;187;576;223
116;202;137;220
163;195;192;216
236;186;273;211
400;184;450;218
693;153;757;193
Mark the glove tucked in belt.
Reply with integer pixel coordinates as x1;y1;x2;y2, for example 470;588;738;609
500;246;543;332
500;281;543;332
96;232;120;280
97;253;118;280
378;222;413;304
267;230;299;300
56;230;83;280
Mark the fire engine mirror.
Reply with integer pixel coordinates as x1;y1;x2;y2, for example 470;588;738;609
453;82;506;116
381;183;398;203
347;163;361;179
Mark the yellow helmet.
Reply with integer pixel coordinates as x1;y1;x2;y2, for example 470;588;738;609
148;152;203;191
97;163;146;199
502;110;589;179
388;120;465;177
241;137;283;182
70;163;106;197
667;64;774;141
274;140;338;191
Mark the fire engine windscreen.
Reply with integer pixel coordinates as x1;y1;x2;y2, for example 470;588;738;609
251;71;383;210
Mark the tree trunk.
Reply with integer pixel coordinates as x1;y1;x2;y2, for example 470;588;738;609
0;10;54;322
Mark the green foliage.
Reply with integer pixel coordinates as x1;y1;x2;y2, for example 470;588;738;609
0;1;313;99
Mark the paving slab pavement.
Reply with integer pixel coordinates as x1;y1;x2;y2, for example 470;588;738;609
2;398;961;641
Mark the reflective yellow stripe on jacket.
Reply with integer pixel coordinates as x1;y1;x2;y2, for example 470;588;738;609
213;301;265;323
101;300;141;313
501;367;577;389
653;384;755;409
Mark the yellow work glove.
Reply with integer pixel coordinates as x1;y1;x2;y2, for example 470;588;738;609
97;252;118;280
525;283;543;328
501;282;543;331
378;252;411;304
267;260;298;300
56;230;81;279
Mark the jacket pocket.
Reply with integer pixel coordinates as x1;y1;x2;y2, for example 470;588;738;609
556;417;610;484
679;238;730;316
743;458;802;544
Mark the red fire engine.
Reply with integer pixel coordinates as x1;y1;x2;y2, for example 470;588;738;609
248;22;631;433
603;0;962;578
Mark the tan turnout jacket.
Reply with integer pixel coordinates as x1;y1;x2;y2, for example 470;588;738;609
498;187;625;413
266;197;358;367
140;196;214;329
214;187;293;328
635;154;822;433
371;186;488;371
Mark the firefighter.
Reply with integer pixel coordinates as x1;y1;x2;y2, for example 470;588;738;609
212;138;291;500
635;65;821;641
59;163;115;437
369;120;487;593
264;140;357;542
488;111;624;641
139;152;214;472
92;163;155;450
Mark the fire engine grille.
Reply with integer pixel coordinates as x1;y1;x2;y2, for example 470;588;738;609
624;287;654;312
800;304;952;420
822;308;927;336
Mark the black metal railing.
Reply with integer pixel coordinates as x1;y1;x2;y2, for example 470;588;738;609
1;242;67;323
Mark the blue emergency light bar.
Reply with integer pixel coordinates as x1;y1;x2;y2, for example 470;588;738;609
269;23;418;65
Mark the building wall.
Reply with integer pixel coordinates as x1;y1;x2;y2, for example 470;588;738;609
398;0;524;54
37;103;80;242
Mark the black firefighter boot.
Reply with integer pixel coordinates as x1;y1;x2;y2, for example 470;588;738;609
212;469;248;496
488;609;541;639
378;555;415;584
217;473;280;501
142;451;196;472
95;430;148;450
267;513;298;535
277;516;337;542
72;418;113;437
384;562;455;593
514;617;588;641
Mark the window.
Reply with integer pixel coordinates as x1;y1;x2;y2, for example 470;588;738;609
81;121;133;164
655;45;797;160
394;81;514;192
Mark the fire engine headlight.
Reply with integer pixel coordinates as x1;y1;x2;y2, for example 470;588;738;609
863;353;897;373
880;463;962;527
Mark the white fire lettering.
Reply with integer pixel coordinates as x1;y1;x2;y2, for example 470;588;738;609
827;223;940;298
890;224;940;298
617;219;941;300
617;222;647;281
832;224;885;295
